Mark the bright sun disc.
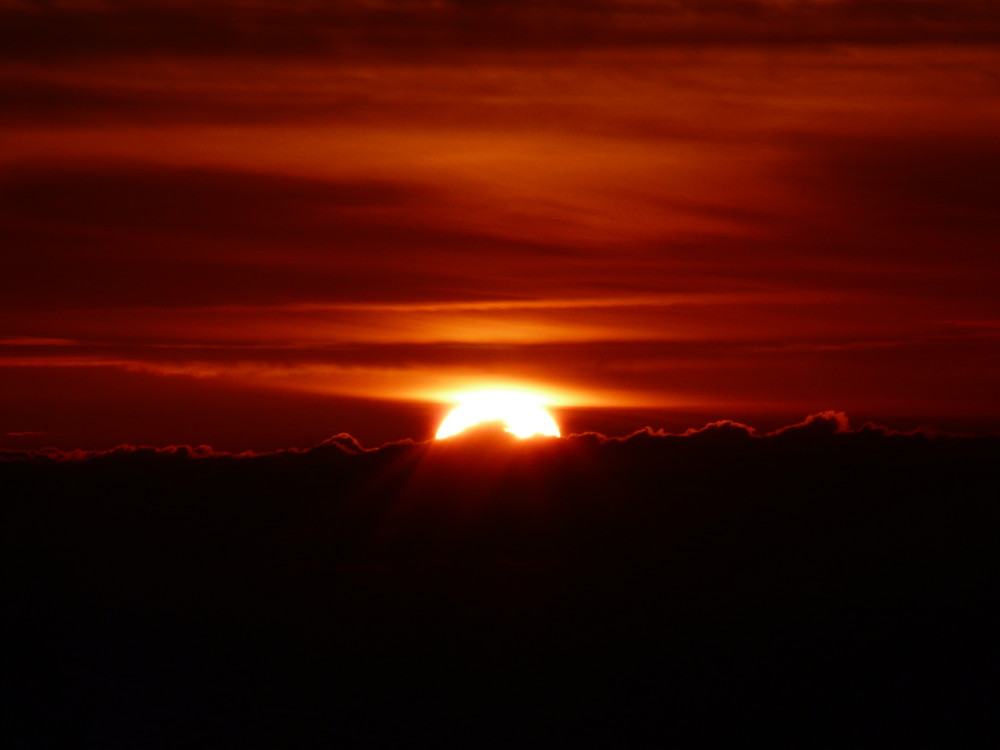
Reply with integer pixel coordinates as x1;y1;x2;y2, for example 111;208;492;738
436;389;561;440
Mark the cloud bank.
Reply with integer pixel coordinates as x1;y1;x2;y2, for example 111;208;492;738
6;409;996;746
0;410;968;462
3;1;1000;63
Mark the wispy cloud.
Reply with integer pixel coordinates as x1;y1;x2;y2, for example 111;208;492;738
3;1;999;64
1;1;997;443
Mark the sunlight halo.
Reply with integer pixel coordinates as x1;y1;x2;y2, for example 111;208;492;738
435;389;561;439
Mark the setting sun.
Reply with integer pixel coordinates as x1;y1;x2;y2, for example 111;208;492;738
436;389;562;439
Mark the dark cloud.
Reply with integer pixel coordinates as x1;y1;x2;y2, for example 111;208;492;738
5;414;996;745
766;408;850;437
0;74;398;127
780;133;1000;265
1;161;417;228
0;162;422;255
2;1;999;64
0;410;973;462
0;162;576;310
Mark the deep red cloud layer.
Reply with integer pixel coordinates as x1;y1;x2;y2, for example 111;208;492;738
1;1;998;446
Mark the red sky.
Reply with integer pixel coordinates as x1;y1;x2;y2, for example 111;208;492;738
2;0;999;448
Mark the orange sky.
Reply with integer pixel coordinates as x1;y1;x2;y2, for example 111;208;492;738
2;1;999;448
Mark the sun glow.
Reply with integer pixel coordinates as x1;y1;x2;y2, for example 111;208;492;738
435;389;562;440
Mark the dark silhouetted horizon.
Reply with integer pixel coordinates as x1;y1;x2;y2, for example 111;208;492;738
6;412;997;747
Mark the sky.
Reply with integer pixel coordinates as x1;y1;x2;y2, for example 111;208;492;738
4;6;999;741
2;0;999;448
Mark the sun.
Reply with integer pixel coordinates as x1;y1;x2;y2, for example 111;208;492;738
436;389;562;440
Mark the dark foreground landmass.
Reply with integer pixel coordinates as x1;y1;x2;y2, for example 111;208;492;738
4;414;998;748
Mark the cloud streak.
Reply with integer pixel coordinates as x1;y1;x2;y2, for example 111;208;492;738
3;1;1000;64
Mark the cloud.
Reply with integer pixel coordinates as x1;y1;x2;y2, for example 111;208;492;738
2;1;999;64
777;132;1000;268
307;432;368;455
2;5;998;455
3;329;999;445
0;161;593;312
0;433;372;463
677;418;758;441
6;405;995;746
0;161;424;260
766;409;850;437
0;442;225;463
0;411;970;463
0;337;77;346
